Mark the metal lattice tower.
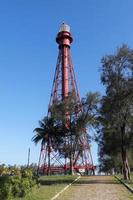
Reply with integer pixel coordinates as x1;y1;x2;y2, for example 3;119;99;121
38;23;95;175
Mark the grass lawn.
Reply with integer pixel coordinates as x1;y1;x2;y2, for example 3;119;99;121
117;172;133;189
14;175;78;200
130;173;133;188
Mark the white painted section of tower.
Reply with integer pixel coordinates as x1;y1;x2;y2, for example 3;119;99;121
59;23;70;33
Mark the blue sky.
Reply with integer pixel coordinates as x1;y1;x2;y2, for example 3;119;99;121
0;0;133;166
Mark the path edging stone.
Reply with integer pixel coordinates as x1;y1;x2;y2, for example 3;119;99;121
50;176;81;200
115;175;133;193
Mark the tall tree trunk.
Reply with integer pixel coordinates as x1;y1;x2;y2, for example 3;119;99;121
69;133;74;175
69;154;74;175
47;138;51;176
126;158;130;180
121;147;130;180
121;125;130;180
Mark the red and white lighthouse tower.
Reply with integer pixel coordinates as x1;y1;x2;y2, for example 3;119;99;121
38;23;95;175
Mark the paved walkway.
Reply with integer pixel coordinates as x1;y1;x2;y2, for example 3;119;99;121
56;176;133;200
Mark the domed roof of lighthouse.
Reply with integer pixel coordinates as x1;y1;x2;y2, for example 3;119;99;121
59;22;70;33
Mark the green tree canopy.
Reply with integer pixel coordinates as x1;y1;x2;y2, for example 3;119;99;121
98;45;133;180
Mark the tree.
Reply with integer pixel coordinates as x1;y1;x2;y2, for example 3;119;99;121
32;117;65;175
98;45;133;180
51;92;100;174
33;91;100;175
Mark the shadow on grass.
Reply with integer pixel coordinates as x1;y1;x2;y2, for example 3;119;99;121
73;180;120;185
39;179;75;185
39;177;119;186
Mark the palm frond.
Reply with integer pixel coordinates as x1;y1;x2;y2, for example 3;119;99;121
33;128;44;132
32;134;43;145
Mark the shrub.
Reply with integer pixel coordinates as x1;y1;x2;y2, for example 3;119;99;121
11;176;21;197
0;176;12;200
0;165;38;199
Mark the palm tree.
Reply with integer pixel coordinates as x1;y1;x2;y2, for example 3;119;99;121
32;116;65;175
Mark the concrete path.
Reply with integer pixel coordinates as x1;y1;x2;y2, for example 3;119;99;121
56;176;133;200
